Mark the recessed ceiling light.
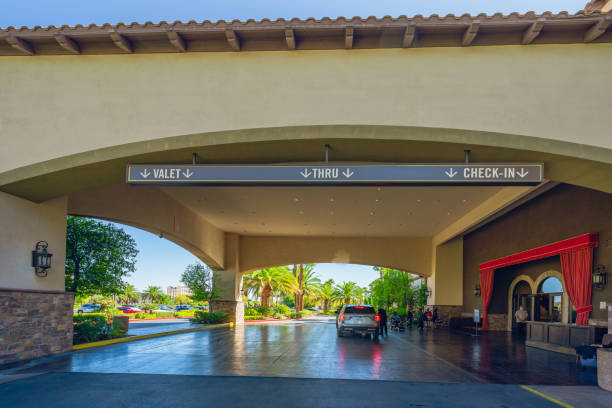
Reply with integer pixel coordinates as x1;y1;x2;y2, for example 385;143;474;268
329;198;335;202
370;211;375;216
462;199;468;203
447;212;451;216
416;199;422;203
375;199;380;202
377;187;382;192
294;198;300;202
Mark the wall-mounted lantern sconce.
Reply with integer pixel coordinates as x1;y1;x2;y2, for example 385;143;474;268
32;241;53;277
425;287;432;297
474;284;481;297
593;264;607;289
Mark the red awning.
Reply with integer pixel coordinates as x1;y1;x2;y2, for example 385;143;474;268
479;233;598;272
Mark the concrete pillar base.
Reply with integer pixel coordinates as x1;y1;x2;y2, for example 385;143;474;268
0;289;74;366
210;300;244;325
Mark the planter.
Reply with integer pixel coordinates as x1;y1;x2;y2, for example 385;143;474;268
113;315;129;333
598;348;612;392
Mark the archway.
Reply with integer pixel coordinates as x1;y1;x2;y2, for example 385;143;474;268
506;275;536;332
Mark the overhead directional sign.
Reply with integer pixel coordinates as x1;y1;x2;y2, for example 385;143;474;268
126;163;543;186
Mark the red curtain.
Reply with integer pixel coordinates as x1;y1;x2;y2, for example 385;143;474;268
480;268;495;330
560;248;593;326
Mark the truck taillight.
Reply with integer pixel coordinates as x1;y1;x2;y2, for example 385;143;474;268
375;314;380;323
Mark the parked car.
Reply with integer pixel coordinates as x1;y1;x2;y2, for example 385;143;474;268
117;306;144;314
336;305;380;340
174;305;194;311
74;304;100;314
153;305;175;312
195;306;208;311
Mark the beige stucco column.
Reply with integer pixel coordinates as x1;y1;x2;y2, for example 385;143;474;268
427;237;464;326
0;191;74;365
210;233;244;325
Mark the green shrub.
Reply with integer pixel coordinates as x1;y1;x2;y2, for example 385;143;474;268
133;313;157;319
290;310;315;319
244;306;259;316
190;310;228;324
273;304;291;316
255;306;273;316
154;311;175;318
173;309;196;317
244;314;265;320
73;314;123;345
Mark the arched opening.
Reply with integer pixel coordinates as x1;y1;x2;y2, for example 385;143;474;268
511;281;532;332
534;276;564;323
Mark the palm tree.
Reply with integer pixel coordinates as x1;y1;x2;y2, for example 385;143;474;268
143;285;163;303
334;281;359;304
243;266;297;307
318;279;337;312
299;268;322;310
120;284;139;304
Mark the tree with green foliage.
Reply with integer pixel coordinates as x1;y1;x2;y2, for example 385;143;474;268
243;266;297;307
369;267;417;313
65;216;138;296
180;263;218;304
119;284;139;304
317;279;338;312
296;266;321;311
334;281;360;304
142;285;163;303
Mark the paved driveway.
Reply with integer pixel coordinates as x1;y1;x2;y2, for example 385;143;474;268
1;316;610;407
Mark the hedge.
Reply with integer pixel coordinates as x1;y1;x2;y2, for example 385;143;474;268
190;310;228;324
73;313;124;345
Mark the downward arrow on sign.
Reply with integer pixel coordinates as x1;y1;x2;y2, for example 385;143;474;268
517;168;528;178
300;169;311;178
445;168;457;178
140;169;151;178
342;169;354;178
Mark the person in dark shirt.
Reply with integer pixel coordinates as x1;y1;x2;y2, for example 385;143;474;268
406;310;414;327
378;307;388;336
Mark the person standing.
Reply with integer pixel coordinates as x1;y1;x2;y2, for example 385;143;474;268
378;307;388;336
417;309;425;330
514;305;529;338
432;308;439;328
406;310;414;327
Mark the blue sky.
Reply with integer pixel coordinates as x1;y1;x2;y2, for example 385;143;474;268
1;1;587;28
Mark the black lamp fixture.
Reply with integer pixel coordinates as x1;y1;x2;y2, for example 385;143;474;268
425;287;432;297
474;284;481;297
593;264;607;289
32;241;53;277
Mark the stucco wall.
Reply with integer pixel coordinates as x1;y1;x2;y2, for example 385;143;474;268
1;44;611;182
463;184;612;322
0;192;67;291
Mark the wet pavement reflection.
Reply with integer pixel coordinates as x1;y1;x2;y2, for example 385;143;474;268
14;316;596;385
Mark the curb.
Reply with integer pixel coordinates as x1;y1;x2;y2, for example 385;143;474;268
72;322;232;350
129;316;194;321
